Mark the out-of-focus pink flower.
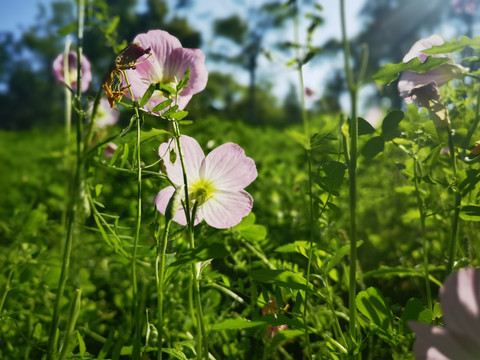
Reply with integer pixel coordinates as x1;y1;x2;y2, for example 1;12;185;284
155;135;257;229
451;0;478;14
124;30;208;113
52;51;92;92
409;268;480;360
90;98;120;128
104;142;118;158
398;35;465;103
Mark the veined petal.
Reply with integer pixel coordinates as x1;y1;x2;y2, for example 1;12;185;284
165;48;208;96
201;190;253;229
409;321;480;360
158;136;205;186
133;30;182;66
202;143;257;191
440;269;480;343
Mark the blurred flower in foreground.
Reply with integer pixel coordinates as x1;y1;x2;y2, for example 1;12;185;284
104;142;118;158
398;35;466;104
155;135;257;229
53;51;92;92
124;30;208;112
451;0;478;14
89;98;119;128
409;268;480;360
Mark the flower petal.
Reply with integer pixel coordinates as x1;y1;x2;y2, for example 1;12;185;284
133;30;182;66
165;48;208;97
158;135;205;186
202;143;257;191
409;321;479;360
403;34;445;63
398;68;456;101
155;186;203;227
440;269;480;343
200;190;253;229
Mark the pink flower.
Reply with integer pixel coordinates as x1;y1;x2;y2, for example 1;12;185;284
409;268;480;360
155;135;257;229
398;35;463;103
124;30;208;112
104;142;118;158
52;51;92;92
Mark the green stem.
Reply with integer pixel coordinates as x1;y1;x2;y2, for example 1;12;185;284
58;289;82;360
0;268;14;313
413;157;433;311
293;3;313;357
123;71;143;358
47;2;84;359
446;128;461;275
340;0;358;344
156;219;171;360
169;120;207;358
188;230;208;359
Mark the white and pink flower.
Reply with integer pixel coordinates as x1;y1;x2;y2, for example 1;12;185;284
155;135;257;229
52;51;92;93
398;35;464;104
409;268;480;360
124;30;208;113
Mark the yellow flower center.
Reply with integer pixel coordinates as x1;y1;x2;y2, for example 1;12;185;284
188;178;216;207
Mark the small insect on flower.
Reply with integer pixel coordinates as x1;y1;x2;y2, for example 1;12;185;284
102;43;151;108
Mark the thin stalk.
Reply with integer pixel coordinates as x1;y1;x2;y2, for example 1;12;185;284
62;36;72;158
156;219;171;360
188;230;209;359
413;158;433;311
446;128;461;275
58;289;82;360
293;3;313;357
123;71;143;358
340;0;359;343
0;268;14;313
47;2;84;359
169;120;207;358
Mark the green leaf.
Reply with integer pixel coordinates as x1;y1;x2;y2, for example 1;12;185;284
372;57;450;85
211;318;265;330
324;241;363;275
169;110;189;121
162;348;189;360
170;242;229;267
152;99;173;113
275;240;309;257
361;136;385;158
77;331;86;356
251;269;313;291
460;205;480;221
32;322;42;342
177;67;191;92
232;213;267;242
120;143;129;168
358;117;376;135
423;36;480;54
381;110;404;140
138;84;155;107
356;287;395;342
316;161;347;196
400;298;433;334
140;128;171;144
